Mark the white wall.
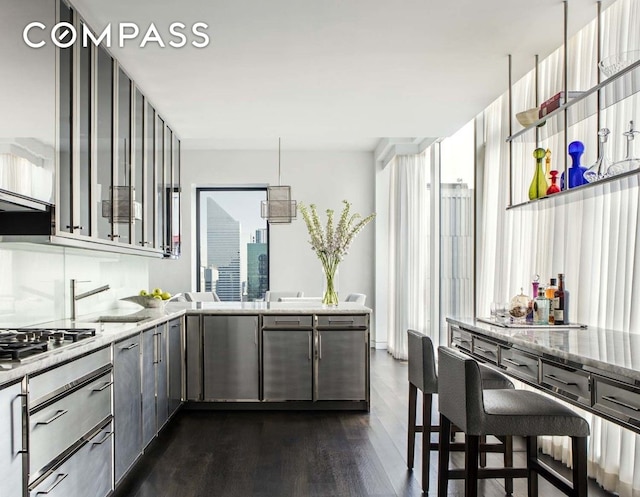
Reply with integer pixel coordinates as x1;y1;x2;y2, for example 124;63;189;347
149;147;377;330
0;244;149;327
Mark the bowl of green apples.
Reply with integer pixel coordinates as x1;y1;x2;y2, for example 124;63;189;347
122;288;172;308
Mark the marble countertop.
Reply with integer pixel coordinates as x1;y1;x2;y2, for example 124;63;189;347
447;317;640;381
0;302;372;386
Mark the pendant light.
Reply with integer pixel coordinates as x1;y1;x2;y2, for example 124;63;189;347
260;138;297;224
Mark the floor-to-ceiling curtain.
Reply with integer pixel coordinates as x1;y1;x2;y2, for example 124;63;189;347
387;153;430;359
477;1;640;494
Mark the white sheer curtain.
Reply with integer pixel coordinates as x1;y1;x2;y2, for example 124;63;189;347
387;153;431;359
477;1;640;494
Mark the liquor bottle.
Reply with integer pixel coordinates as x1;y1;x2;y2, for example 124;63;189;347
526;276;540;323
545;278;557;324
553;273;568;325
533;287;549;325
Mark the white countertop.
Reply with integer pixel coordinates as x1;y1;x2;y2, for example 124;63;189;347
0;302;371;385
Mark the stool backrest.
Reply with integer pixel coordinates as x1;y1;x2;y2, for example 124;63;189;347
437;346;485;435
407;330;438;394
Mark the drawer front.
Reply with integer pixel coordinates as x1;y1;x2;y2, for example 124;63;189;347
594;377;640;429
262;315;313;328
472;336;499;364
541;361;591;406
30;371;112;478
29;347;111;407
499;347;538;383
30;422;113;497
450;326;472;352
316;315;368;329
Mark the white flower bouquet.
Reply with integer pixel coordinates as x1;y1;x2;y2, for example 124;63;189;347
299;200;375;305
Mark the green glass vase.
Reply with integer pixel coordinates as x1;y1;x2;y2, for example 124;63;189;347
528;148;549;200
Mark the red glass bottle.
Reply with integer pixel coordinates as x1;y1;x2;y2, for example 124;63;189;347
546;170;560;195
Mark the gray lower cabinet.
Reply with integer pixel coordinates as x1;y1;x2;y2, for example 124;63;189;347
203;315;259;401
0;381;23;497
114;335;142;483
263;330;313;401
168;318;183;417
316;330;367;400
29;421;113;497
142;324;169;449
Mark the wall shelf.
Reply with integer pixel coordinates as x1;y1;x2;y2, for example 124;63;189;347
507;57;640;143
507;167;640;210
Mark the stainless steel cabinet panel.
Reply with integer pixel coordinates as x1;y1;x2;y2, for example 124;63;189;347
203;316;259;401
168;318;183;417
0;381;23;497
185;315;202;400
594;377;640;428
142;329;156;448
450;326;472;352
263;330;312;401
30;371;111;479
317;330;367;401
472;336;499;365
316;315;368;329
114;335;142;483
499;347;539;383
156;324;169;429
29;347;111;407
541;361;591;406
262;315;313;328
29;422;113;497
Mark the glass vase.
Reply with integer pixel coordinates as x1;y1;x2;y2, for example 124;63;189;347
322;266;339;306
562;140;589;189
528;148;549;200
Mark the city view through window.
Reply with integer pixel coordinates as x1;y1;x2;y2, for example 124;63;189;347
197;189;268;301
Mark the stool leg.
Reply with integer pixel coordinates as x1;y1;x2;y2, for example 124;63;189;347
407;383;417;469
437;414;451;497
503;435;513;496
571;437;588;497
422;392;433;493
466;435;480;497
526;436;539;497
479;435;487;467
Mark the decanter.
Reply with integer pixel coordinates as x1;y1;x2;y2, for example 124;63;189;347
546;171;560;194
562;140;588;189
607;121;640;176
529;148;549;200
584;128;611;183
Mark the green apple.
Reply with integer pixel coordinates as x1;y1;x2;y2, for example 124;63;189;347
139;289;149;297
153;295;163;300
152;287;163;296
161;291;171;300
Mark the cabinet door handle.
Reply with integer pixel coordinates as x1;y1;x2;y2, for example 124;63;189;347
37;473;68;494
474;346;495;354
503;357;527;367
91;431;114;445
12;393;26;455
452;337;470;345
122;342;139;350
254;327;258;346
66;225;84;230
153;333;159;364
275;319;300;324
308;333;312;361
328;318;354;324
544;373;577;386
601;395;640;412
319;334;322;360
92;381;113;392
37;409;68;425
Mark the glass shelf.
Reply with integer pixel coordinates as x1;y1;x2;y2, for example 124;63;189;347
507;56;640;143
507;167;640;210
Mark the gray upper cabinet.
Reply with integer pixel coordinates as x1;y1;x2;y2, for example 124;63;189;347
0;0;181;256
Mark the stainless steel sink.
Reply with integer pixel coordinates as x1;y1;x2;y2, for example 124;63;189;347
91;315;150;323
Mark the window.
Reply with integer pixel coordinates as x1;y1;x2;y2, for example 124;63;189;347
196;188;268;301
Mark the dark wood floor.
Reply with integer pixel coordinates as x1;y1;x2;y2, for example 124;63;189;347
115;350;616;497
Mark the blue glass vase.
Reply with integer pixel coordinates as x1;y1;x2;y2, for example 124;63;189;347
561;141;588;190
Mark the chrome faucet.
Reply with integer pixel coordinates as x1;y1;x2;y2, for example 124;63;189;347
71;279;110;320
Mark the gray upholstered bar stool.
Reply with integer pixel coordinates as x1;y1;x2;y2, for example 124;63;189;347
437;346;589;497
407;329;515;494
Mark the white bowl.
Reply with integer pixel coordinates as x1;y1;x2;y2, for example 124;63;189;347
121;295;165;308
516;108;540;127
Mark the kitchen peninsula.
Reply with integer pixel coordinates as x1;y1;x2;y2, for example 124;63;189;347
0;302;371;497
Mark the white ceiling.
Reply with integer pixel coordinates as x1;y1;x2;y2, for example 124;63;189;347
71;0;611;151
